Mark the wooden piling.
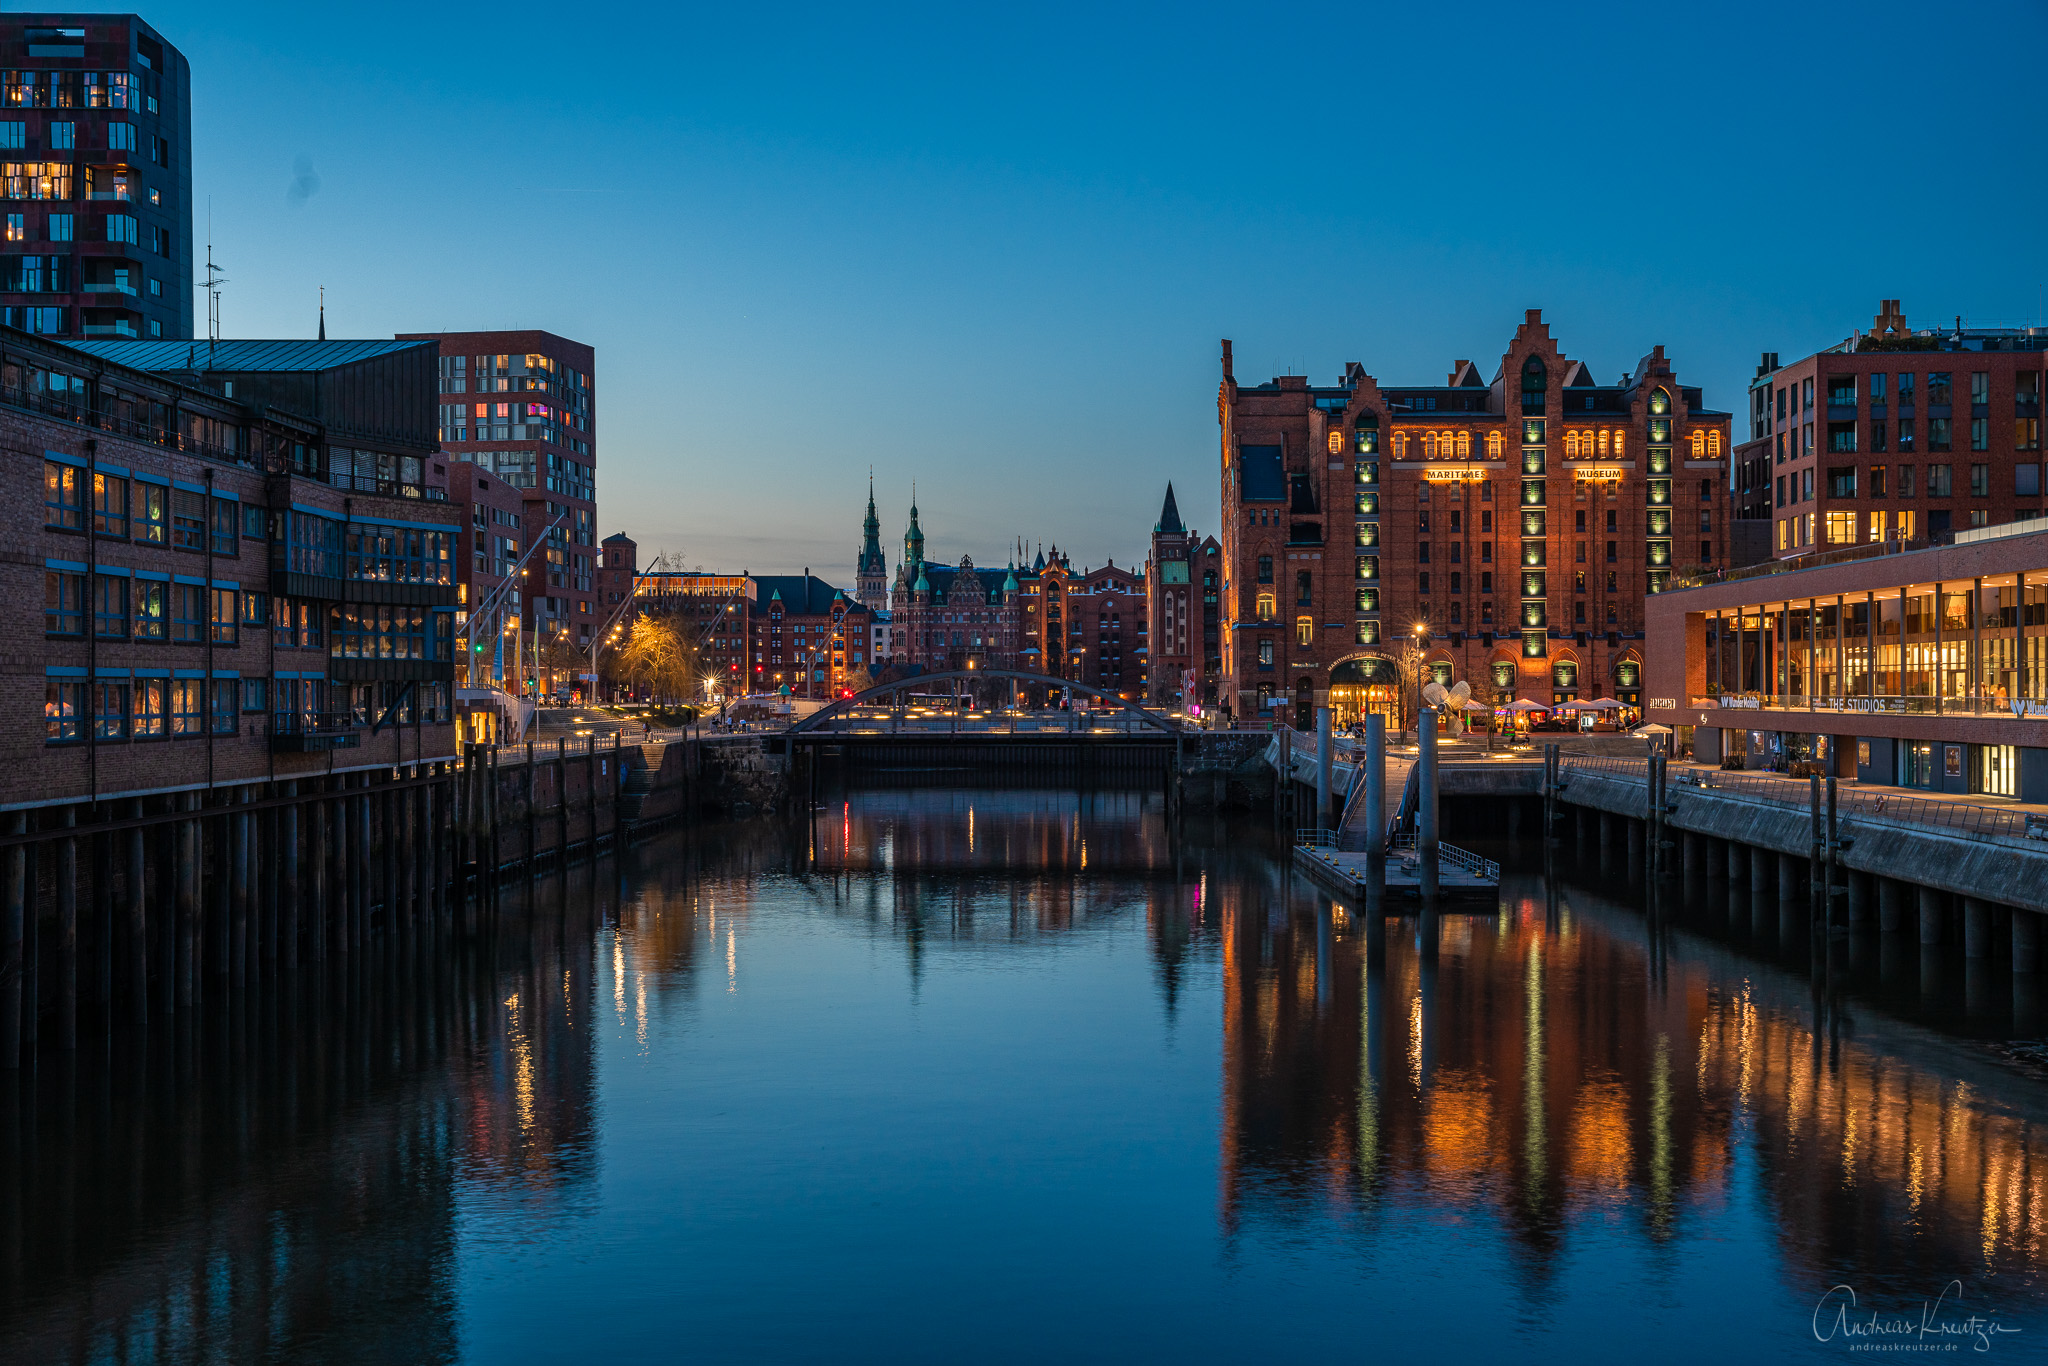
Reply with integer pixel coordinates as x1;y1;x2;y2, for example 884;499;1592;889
125;800;146;1021
1;811;24;1067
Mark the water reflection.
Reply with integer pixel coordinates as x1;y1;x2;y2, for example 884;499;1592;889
1223;863;2048;1322
0;864;606;1365
0;792;2041;1362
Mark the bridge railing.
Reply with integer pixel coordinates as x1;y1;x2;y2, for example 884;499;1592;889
1560;756;2043;842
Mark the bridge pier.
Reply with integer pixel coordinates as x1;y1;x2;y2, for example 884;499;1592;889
1919;886;1945;946
1964;897;1993;959
2016;909;2041;975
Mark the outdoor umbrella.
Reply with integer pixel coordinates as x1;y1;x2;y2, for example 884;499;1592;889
1505;699;1547;713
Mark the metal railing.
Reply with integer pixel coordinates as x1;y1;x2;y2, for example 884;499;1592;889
1560;756;2041;842
1385;832;1500;880
1296;828;1337;849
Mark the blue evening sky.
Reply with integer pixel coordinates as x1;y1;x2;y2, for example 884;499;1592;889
133;0;2048;579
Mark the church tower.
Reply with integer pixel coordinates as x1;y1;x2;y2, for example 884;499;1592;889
903;493;926;569
856;475;888;611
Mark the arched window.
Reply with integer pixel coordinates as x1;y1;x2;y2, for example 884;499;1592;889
1597;430;1609;458
1565;430;1580;458
1393;433;1407;459
1690;430;1704;457
1456;431;1471;459
1708;431;1722;457
1649;387;1671;416
1421;432;1435;460
1613;430;1625;458
1486;431;1502;459
1521;357;1546;413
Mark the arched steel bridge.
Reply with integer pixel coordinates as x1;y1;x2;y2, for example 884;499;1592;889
786;668;1181;737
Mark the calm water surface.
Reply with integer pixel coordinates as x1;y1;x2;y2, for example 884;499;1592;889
2;788;2044;1363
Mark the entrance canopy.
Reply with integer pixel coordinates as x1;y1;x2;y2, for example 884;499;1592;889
1329;657;1398;687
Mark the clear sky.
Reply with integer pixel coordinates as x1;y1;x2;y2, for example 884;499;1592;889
129;0;2048;581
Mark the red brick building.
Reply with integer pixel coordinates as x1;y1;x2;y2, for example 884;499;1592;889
1069;561;1146;699
0;13;193;342
598;531;636;611
1737;300;2048;560
1218;311;1731;729
1144;483;1221;709
7;328;459;809
400;329;598;655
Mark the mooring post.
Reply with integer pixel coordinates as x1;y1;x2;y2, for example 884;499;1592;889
555;738;569;864
1808;775;1824;928
1315;706;1333;838
1417;711;1438;862
231;786;250;998
175;791;198;1011
55;805;76;1050
2;812;25;1067
279;783;298;972
1825;776;1841;930
1363;713;1385;862
126;799;147;1021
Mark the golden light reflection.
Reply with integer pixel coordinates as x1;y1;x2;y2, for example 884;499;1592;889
1221;878;2048;1282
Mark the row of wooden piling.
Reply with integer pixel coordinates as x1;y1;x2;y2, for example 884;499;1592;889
0;733;631;1069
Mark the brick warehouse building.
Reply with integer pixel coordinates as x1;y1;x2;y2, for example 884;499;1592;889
1734;300;2048;561
1144;483;1222;709
6;328;460;810
1217;311;1731;729
0;13;192;342
399;329;597;657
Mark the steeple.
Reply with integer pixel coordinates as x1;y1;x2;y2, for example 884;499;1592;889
317;286;326;342
1155;481;1184;535
855;473;889;612
903;488;925;567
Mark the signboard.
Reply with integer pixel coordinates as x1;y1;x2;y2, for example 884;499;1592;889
1648;697;1677;710
1421;466;1489;482
578;672;598;681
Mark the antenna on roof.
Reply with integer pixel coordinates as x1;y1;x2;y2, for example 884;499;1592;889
202;198;227;370
317;285;325;342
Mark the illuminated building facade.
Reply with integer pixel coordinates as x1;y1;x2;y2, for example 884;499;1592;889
1737;300;2048;561
1217;311;1731;728
0;13;192;342
633;570;872;698
1145;483;1222;708
401;328;599;647
1646;518;2048;798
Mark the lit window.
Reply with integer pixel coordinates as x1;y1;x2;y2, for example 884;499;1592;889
1296;616;1313;646
1455;431;1470;459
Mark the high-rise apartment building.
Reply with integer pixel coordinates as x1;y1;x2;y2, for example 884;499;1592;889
1736;300;2048;559
0;13;191;341
399;329;599;647
1217;311;1731;729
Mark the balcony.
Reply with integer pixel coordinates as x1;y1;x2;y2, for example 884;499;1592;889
270;710;360;753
